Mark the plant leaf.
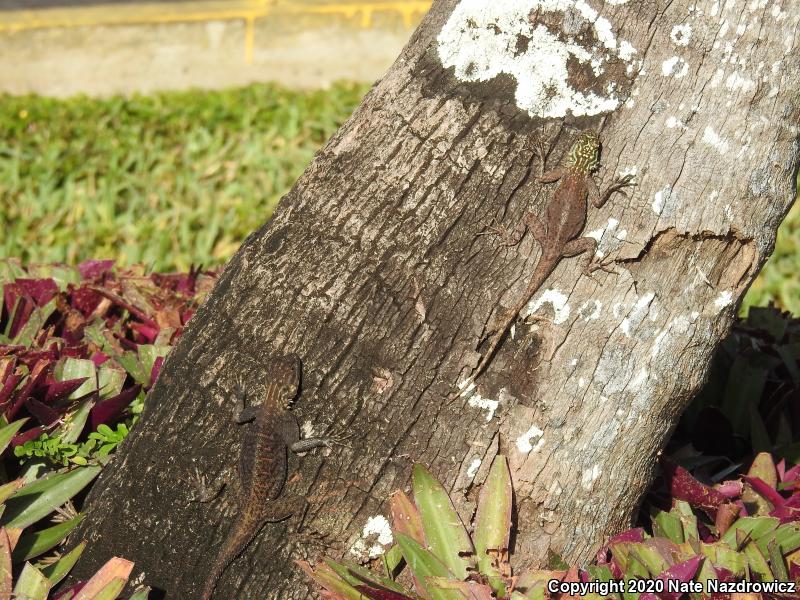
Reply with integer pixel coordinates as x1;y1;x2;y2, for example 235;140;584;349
0;529;13;598
296;560;367;600
473;455;512;596
73;557;133;600
389;490;425;545
12;562;51;600
12;515;84;563
0;419;28;456
39;541;87;585
3;466;101;528
411;464;474;580
395;533;459;600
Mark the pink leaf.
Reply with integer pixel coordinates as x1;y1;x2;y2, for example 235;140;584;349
713;479;743;499
608;528;645;545
354;585;413;600
25;398;60;426
662;460;727;517
44;378;89;404
77;260;115;281
90;384;141;429
10;426;44;449
150;356;164;387
91;352;110;367
743;475;785;507
655;556;703;600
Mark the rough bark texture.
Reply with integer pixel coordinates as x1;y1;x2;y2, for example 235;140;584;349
72;0;799;598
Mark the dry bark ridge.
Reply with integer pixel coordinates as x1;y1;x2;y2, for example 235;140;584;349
71;1;799;597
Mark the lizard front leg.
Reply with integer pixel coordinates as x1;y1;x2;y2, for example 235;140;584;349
589;173;636;208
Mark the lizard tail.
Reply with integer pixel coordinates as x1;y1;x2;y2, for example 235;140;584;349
199;513;261;600
470;255;560;382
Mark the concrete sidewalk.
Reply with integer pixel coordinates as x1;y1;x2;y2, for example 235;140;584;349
0;0;429;96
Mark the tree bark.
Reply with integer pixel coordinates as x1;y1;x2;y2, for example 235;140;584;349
72;1;799;597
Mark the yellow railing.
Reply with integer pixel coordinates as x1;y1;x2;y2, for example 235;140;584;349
0;0;432;63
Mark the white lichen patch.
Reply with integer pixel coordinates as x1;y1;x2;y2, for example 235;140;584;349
714;290;734;310
651;314;696;359
586;218;627;256
702;126;730;154
666;115;688;130
527;289;571;324
350;515;394;560
620;292;656;337
437;0;637;118
670;24;692;46
581;464;602;489
661;56;689;78
619;165;638;178
468;392;501;421
578;299;602;321
516;424;545;453
630;367;648;387
466;458;482;478
652;185;673;215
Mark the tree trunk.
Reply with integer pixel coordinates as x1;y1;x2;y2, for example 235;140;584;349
72;0;799;597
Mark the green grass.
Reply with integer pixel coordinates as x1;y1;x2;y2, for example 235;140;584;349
0;83;797;314
741;201;800;316
0;82;369;272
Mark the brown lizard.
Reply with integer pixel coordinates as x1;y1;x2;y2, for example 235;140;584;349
198;354;332;600
468;131;634;382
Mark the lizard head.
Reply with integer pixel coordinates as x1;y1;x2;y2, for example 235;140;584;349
565;131;601;174
268;353;302;409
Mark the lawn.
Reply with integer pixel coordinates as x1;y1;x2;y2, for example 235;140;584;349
1;82;796;314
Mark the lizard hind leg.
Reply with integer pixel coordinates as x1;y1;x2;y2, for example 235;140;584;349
562;236;617;276
262;493;309;529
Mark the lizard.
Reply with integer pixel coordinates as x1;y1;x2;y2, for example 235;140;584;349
467;131;634;384
198;354;333;600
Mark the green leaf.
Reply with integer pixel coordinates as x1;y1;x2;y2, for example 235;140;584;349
324;560;407;594
511;581;547;600
383;544;405;579
39;541;86;585
55;359;97;400
774;523;800;554
60;399;94;445
12;299;57;347
12;562;51;600
672;501;699;546
721;516;779;550
0;419;28;456
411;464;473;579
12;515;84;563
87;576;127;600
137;345;171;382
628;542;670;578
115;351;147;385
97;364;126;399
652;510;684;543
0;529;13;598
768;538;789;580
297;561;366;600
474;455;512;596
128;587;151;600
743;541;773;580
700;542;746;576
3;466;101;528
395;533;460;600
